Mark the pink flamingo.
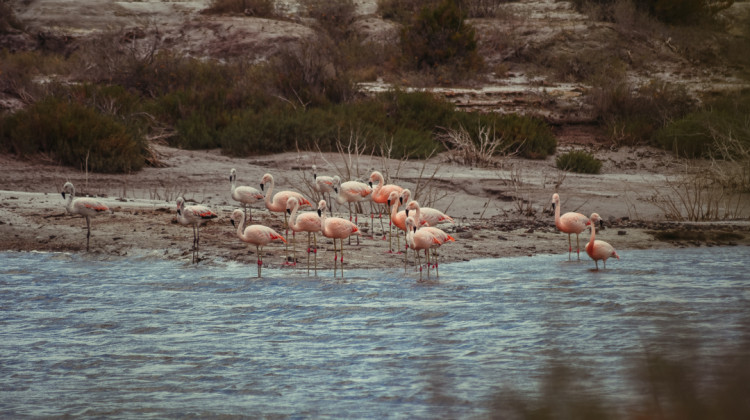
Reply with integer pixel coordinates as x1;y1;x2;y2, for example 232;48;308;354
260;172;311;263
176;196;218;263
585;213;620;270
369;170;403;241
61;181;110;252
402;195;454;227
388;191;408;254
405;217;448;281
230;209;287;277
333;178;372;244
286;197;322;275
312;165;338;215
404;199;456;273
551;193;589;260
230;168;264;223
319;200;360;277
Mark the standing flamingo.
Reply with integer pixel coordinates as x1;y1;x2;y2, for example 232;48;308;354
61;181;110;252
287;197;322;275
388;191;408;254
260;173;311;264
230;209;286;277
312;165;338;215
585;213;620;270
551;193;589;260
402;195;454;227
176;196;218;263
369;170;403;241
333;178;372;245
230;168;264;223
404;201;455;275
318;200;360;277
405;217;445;281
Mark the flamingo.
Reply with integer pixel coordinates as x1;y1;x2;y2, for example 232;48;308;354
405;216;447;281
388;191;408;254
402;194;454;227
312;165;338;215
230;168;264;223
404;201;455;275
551;193;590;260
318;200;360;277
369;170;403;241
260;172;311;263
230;209;286;278
287;197;322;275
176;196;217;263
585;213;620;270
333;178;372;245
61;181;110;252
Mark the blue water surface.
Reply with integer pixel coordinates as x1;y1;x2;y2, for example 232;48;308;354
1;247;748;418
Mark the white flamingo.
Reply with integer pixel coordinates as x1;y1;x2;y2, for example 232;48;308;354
312;165;338;215
61;181;110;252
230;168;264;223
176;196;217;263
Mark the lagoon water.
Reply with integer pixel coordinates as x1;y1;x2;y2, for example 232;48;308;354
1;247;749;417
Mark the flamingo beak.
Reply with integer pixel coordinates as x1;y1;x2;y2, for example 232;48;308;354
599;220;604;229
317;209;322;217
334;187;338;194
260;184;264;191
61;192;66;199
231;219;236;227
387;199;391;206
368;181;373;188
405;209;410;217
551;203;556;211
399;196;403;205
287;208;292;215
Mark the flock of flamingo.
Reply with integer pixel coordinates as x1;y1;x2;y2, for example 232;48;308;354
60;168;620;278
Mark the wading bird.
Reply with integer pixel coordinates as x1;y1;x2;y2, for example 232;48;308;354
260;173;311;264
333;177;372;245
61;181;110;252
287;197;322;275
176;196;217;263
585;212;620;270
230;209;286;278
230;168;264;223
551;193;589;260
319;200;360;277
369;170;403;241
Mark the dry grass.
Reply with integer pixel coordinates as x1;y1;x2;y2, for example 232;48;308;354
438;124;521;168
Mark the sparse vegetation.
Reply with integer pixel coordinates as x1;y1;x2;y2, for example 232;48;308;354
202;0;276;17
556;150;603;174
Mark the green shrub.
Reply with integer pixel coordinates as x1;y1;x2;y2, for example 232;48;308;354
400;0;483;71
1;96;148;173
589;80;695;146
556;150;602;174
654;89;750;159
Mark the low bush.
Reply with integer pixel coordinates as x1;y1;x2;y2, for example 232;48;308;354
202;0;275;17
556;150;602;174
654;89;750;159
1;96;148;173
589;79;695;146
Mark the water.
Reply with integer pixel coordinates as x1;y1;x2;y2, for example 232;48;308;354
1;247;749;418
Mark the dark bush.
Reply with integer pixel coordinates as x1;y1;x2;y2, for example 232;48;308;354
400;0;483;71
202;0;275;16
1;96;148;173
654;89;750;158
572;0;734;25
556;150;602;174
305;0;357;41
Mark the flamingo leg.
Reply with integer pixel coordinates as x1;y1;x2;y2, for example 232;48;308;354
306;232;311;276
576;234;581;260
568;234;572;260
426;249;431;279
333;238;338;278
340;239;344;278
313;233;318;276
85;216;91;252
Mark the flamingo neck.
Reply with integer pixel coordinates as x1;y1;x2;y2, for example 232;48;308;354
264;179;274;206
235;215;247;239
289;202;299;228
589;220;596;244
554;199;561;227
